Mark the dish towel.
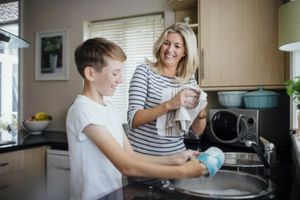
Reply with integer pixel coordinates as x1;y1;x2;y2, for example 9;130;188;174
156;86;208;137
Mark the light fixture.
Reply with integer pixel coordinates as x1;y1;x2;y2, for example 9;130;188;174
0;29;29;49
278;0;300;52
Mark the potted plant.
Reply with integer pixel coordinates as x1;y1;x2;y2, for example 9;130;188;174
285;76;300;136
286;77;300;108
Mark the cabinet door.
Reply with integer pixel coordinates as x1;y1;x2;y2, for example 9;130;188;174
0;147;47;200
199;0;284;89
0;150;24;175
0;150;25;199
0;171;25;199
22;146;48;200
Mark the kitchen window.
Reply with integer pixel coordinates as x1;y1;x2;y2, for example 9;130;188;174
0;0;19;130
89;14;163;122
290;51;300;129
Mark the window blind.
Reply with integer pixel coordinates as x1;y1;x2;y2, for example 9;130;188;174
89;15;163;122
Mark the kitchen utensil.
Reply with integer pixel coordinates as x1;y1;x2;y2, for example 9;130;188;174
244;88;279;109
217;91;247;108
168;170;275;199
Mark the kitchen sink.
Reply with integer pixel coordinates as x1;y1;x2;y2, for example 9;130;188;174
168;170;275;199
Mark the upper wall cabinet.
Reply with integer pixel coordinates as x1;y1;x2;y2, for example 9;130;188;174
198;0;284;90
167;0;198;32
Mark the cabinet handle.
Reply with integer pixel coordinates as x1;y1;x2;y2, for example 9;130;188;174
0;184;10;191
200;48;205;80
0;162;8;167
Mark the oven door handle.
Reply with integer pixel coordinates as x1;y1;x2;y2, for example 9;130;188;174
236;114;248;143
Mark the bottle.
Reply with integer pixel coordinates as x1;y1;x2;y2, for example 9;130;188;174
183;16;190;24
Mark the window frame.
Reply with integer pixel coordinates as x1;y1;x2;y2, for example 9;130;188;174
0;0;20;129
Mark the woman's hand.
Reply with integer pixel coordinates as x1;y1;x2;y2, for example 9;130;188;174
166;88;200;110
168;149;200;165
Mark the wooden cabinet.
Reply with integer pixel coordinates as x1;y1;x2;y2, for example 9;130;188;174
0;150;25;198
167;0;198;32
198;0;285;90
0;147;48;200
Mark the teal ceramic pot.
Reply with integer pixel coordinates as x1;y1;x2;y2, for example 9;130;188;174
244;88;279;109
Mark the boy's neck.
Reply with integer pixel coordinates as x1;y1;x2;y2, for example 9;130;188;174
82;84;105;105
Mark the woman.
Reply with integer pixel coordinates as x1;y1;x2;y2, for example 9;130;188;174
127;23;207;163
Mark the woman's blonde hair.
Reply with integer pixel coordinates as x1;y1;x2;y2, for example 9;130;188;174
148;23;199;83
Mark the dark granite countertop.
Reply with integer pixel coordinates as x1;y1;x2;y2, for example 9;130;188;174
99;181;206;200
0;130;68;153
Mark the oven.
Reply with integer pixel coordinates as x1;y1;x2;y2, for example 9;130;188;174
207;108;289;150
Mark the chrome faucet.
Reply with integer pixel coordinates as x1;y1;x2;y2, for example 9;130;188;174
245;137;276;168
260;137;276;166
244;137;276;177
236;114;276;176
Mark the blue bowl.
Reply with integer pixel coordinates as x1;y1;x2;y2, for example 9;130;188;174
217;91;247;108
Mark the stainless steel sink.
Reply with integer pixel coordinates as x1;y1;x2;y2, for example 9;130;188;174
168;170;275;199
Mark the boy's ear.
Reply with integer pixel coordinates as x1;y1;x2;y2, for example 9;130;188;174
84;66;95;81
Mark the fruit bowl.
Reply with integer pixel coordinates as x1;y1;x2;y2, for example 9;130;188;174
22;120;51;135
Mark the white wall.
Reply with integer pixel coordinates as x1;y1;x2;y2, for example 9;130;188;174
22;0;175;131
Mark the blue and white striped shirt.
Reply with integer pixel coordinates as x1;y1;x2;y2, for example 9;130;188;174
127;64;198;156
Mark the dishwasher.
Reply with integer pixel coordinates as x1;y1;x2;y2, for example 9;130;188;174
47;149;70;200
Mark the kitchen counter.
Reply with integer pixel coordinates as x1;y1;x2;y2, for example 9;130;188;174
99;181;205;200
0;130;68;153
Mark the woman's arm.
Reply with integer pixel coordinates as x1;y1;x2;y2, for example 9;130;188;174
190;108;207;136
85;124;207;179
127;66;200;129
127;66;173;128
130;103;171;129
130;93;201;129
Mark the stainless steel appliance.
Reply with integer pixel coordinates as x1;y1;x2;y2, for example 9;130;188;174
47;149;70;200
207;108;289;150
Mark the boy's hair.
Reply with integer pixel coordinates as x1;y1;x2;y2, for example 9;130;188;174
74;37;126;78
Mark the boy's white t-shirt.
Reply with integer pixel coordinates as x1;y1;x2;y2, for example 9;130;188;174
66;95;124;200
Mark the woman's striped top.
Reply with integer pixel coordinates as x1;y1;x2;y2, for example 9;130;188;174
127;64;198;156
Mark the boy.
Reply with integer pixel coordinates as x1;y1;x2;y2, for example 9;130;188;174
66;37;223;200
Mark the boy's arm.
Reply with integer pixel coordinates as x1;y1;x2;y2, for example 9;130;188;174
123;134;199;166
84;124;207;179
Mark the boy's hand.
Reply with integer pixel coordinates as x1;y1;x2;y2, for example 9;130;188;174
169;149;200;165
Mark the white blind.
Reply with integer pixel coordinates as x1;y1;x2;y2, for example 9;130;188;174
89;15;163;122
